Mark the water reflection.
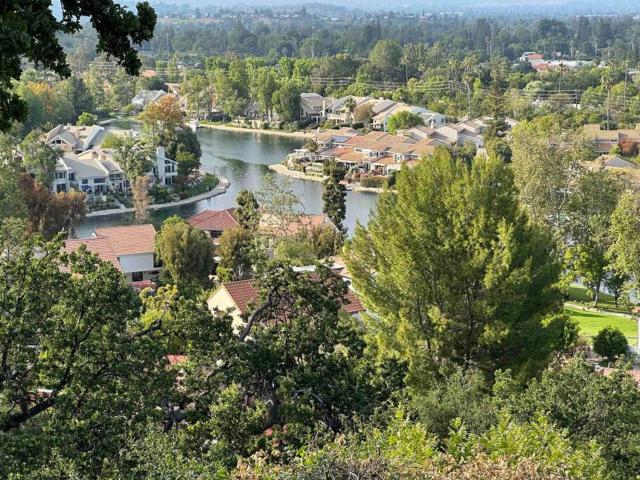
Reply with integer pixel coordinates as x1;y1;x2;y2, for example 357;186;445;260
78;128;378;237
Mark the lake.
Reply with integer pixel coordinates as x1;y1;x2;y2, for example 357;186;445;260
77;127;379;237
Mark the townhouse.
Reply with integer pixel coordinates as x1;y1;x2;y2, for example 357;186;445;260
583;124;640;154
64;224;161;283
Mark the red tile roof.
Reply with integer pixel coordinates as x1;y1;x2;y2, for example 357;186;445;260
94;224;157;256
220;277;365;316
222;279;260;315
188;208;239;232
166;354;188;365
64;237;122;271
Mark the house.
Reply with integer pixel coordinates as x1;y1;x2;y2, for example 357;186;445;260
131;90;167;112
65;224;160;282
596;154;639;170
327;96;373;124
371;102;445;131
187;208;240;241
46;124;106;153
300;93;330;121
207;277;365;332
583;124;640;154
52;146;176;194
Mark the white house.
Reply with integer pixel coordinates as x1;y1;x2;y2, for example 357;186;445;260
46;124;106;153
131;90;167;112
52;146;177;193
300;93;330;121
65;224;160;283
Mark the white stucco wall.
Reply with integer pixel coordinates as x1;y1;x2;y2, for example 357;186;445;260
118;253;155;274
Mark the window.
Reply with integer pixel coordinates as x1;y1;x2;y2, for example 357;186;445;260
94;177;106;184
69;173;76;181
55;171;66;179
131;271;143;282
81;179;88;185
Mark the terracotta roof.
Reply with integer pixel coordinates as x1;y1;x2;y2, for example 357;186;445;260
219;277;365;316
64;237;122;271
188;208;239;232
166;354;188;365
94;224;157;256
221;279;260;315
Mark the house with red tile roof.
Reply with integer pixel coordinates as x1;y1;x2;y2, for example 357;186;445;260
207;277;365;331
64;224;160;283
187;208;240;242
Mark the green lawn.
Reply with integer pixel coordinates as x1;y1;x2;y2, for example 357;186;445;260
564;305;637;345
566;285;632;314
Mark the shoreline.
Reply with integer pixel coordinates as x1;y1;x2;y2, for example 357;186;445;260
200;123;314;139
85;176;230;218
268;164;384;193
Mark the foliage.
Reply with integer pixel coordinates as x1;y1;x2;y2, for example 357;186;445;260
155;216;214;288
17;174;86;240
176;149;201;178
216;226;255;282
132;175;151;222
273;80;302;123
503;357;640;479
0;231;169;478
19;130;60;187
1;1;156;131
76;112;98;126
110;135;152;181
236;189;260;231
345;151;569;385
608;191;640;293
593;326;628;361
564;170;626;306
387;110;425;134
161;124;202;162
322;161;347;234
139;95;184;137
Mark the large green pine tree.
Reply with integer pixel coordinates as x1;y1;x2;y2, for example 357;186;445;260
345;150;572;384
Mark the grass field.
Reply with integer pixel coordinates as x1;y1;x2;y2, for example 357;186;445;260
566;285;632;313
564;305;637;345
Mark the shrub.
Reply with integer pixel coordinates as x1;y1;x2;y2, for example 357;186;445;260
593;326;628;361
360;176;386;188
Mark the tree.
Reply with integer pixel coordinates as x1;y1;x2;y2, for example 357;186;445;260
565;170;626;306
18;174;86;239
155;216;214;288
216;226;255;282
593;326;628;361
0;231;169;477
59;76;95;120
111;135;152;183
235;189;260;231
213;68;249;119
369;39;403;81
183;265;387;456
76;112;98;126
161;125;202;161
608;191;640;296
132;175;150;222
139;94;183;137
19;130;60;188
183;74;212;120
504;358;640;479
345;151;570;384
1;1;156;131
344;97;357;125
387;110;425;134
354;103;374;126
322;161;347;234
252;67;279;120
273;80;302;124
511;115;593;232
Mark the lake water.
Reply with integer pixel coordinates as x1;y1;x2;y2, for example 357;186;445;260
77;128;378;237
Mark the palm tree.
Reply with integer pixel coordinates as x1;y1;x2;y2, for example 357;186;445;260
344;97;357;126
601;67;615;129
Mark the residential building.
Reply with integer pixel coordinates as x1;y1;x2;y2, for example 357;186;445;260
208;277;365;332
371;102;445;131
583;124;640;154
187;208;240;242
52;146;177;194
131;90;168;112
258;212;337;236
46;124;106;153
300;93;331;121
65;224;160;282
327;96;373;124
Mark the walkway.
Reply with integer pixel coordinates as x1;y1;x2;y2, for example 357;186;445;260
85;176;230;218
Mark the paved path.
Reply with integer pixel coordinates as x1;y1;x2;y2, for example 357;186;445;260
564;301;633;319
201;123;314;139
85;177;230;218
